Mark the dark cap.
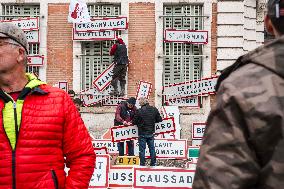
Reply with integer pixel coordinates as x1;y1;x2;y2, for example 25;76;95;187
127;97;136;105
267;0;284;18
0;22;28;53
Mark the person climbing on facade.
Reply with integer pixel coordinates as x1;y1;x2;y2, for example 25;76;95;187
109;38;129;96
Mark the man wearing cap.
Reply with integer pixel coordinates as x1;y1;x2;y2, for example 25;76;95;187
193;1;284;188
109;38;129;96
114;97;137;156
0;23;95;188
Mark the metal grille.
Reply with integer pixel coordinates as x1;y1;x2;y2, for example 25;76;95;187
88;4;121;17
1;4;40;76
163;5;204;86
81;4;121;91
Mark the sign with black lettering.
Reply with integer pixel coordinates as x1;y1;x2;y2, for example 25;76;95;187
93;63;115;92
27;55;44;66
1;17;39;31
115;156;140;165
134;139;187;159
136;80;152;100
192;123;206;139
94;147;108;155
164;29;208;44
160;106;180;139
102;97;127;106
155;117;176;135
80;86;112;106
89;155;110;188
25;30;40;43
109;166;133;188
163;76;218;100
75;17;128;32
92;139;120;155
111;125;138;142
134;167;195;188
73;29;116;41
165;96;199;107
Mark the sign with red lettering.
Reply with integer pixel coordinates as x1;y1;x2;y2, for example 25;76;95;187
133;139;187;159
73;29;116;41
93;63;115;91
134;167;195;188
111;125;138;142
164;29;208;44
27;55;44;66
75;17;128;32
163;76;218;101
192;123;206;139
1;17;39;31
92;139;120;155
68;0;91;23
109;166;133;188
89;155;110;188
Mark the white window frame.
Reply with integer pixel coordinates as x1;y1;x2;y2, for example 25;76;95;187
73;0;129;93
155;0;212;113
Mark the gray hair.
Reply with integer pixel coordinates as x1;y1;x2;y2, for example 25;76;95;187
6;38;28;66
139;97;149;106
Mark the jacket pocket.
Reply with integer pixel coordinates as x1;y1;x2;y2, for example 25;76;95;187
50;170;58;189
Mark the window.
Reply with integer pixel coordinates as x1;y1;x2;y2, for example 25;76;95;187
1;4;41;77
80;4;121;91
163;5;204;86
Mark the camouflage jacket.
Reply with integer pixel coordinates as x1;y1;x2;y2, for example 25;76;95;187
193;35;284;189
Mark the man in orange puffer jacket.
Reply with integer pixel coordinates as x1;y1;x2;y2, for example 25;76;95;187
0;22;96;188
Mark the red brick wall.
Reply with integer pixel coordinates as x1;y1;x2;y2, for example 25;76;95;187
210;3;218;107
128;3;156;104
211;3;217;75
47;4;73;88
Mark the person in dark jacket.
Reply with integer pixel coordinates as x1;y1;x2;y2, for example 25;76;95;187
193;1;284;188
114;97;137;156
109;38;129;96
132;97;163;166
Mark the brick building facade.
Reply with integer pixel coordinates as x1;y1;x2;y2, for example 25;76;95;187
0;0;266;140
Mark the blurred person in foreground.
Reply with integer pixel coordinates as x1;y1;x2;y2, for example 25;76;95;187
193;1;284;188
0;22;95;189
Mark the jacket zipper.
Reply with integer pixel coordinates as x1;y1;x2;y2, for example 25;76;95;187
12;101;17;189
51;170;58;189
